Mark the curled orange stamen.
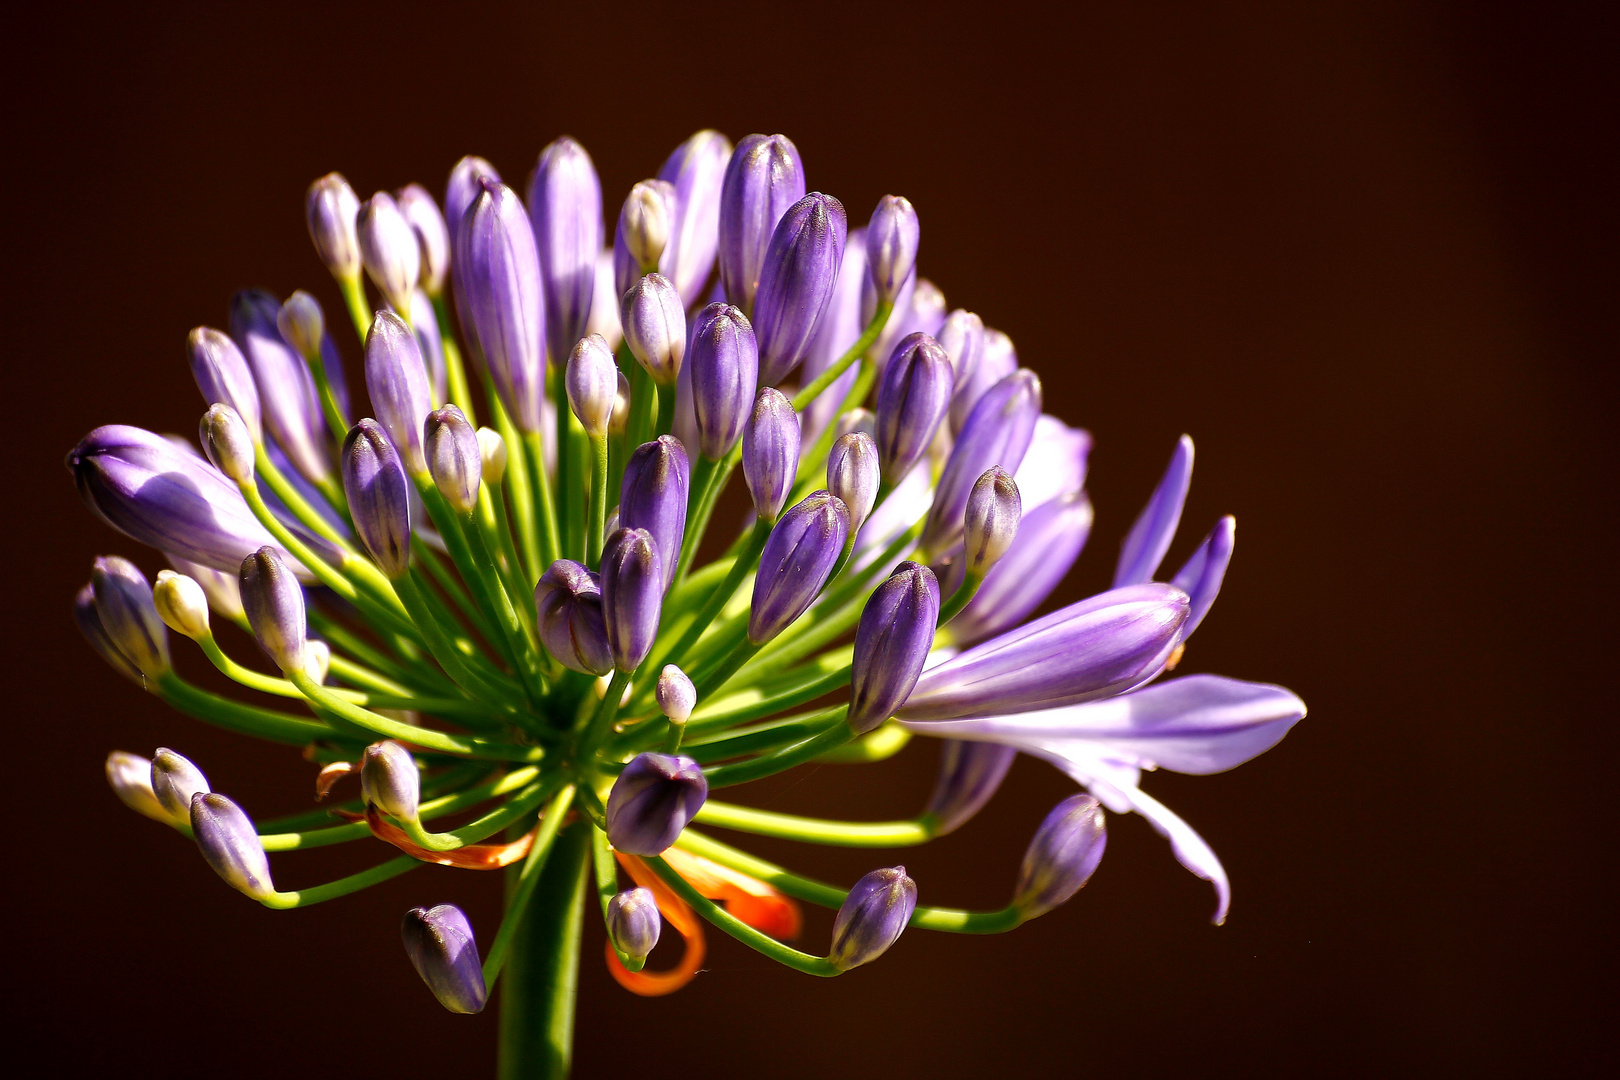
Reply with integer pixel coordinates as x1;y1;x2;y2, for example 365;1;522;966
314;761;357;801
358;806;537;869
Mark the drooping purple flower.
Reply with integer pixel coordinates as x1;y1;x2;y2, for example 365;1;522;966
921;369;1042;556
364;310;434;476
874;333;954;486
618;436;689;592
457;179;546;433
924;741;1018;836
89;556;171;680
606;887;662;963
188;327;262;442
719;133;806;313
600;527;663;672
951;492;1094;646
357;191;422;316
749;491;850;645
848;562;939;733
342;420;412;579
229;289;330;484
533;560;613;676
657;129;731;305
829;866;916;970
76;583;141;683
1013;794;1107;918
395;183;450;296
528;136;603;364
1115;435;1194;587
605;752;707;856
239;546;308;674
741;388;800;522
865;195;920;306
1172;515;1236;638
191;791;275;901
402;904;488;1014
754;193;847;387
687;303;759;460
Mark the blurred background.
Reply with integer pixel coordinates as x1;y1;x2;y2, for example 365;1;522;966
4;1;1612;1075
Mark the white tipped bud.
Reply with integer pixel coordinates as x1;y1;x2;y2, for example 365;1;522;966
655;665;697;725
620;180;674;270
200;403;256;484
476;427;508;485
151;748;210;823
276;291;325;360
106;751;174;824
304;639;332;684
153;570;211;640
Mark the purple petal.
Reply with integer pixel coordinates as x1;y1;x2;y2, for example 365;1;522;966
1114;435;1194;587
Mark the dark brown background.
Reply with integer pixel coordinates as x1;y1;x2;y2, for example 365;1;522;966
4;2;1613;1076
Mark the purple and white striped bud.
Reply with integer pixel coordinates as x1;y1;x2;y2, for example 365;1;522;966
534;560;613;676
935;309;984;393
1115;435;1195;588
621;273;685;385
357;192;421;316
191;792;275;901
188;327;262;441
826;432;879;537
848;562;940;734
600;528;663;672
239;546;308;673
445;156;500;251
106;751;173;824
75;583;141;683
889;278;949;359
754;192;848;386
657;129;731;304
921;370;1042;556
963;467;1022;575
360;740;420;822
606;887;661;963
90;556;170;678
865;196;920;305
476;427;507;485
605;752;707;856
229;290;330;484
1172;515;1236;638
566;334;618;438
741;388;800;521
402;905;487;1014
687;303;759;460
305;172;361;281
924;741;1018;836
829;866;916;970
529;136;603;364
836;409;876;442
719;134;806;313
1013;795;1107;918
153;569;211;640
874;333;955;486
200;403;256;484
656;664;697;726
151;748;210;822
952;493;1094;646
619;437;689;593
749;492;850;645
275;291;324;362
951;327;1017;433
423;405;482;515
396;183;450;296
364;310;433;476
342;420;412;579
458;180;546;432
616;179;675;278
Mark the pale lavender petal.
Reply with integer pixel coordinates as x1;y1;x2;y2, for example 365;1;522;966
1114;435;1194;587
1172;516;1236;638
1014;415;1091;511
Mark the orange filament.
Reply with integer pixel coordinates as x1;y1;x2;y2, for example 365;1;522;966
313;761;357;801
357;806;536;869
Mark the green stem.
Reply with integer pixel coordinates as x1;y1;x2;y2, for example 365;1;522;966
790;299;891;411
261;855;420;909
644;855;841;977
702;717;855;788
394;572;520;704
287;668;540;760
586;432;609;566
655;380;677;437
524;431;561;570
936;567;986;626
590;825;643;970
338;274;371;342
648;518;766;693
254;447;350;546
154;673;333;745
695;800;933;846
673;454;737;585
260;767;536;851
481;785;577;983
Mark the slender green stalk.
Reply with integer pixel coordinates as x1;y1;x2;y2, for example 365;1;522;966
524;431;561;570
154;673;333;745
702;717;856;788
644;855;842;977
497;820;590;1080
655;379;677;437
695;800;934;846
394;572;523;705
586;431;609;566
673;454;737;585
260;855;421;909
260;767;538;851
254;446;350;546
287;668;541;760
398;777;554;852
481;785;577;983
791;299;891;411
338;274;371;342
937;567;986;625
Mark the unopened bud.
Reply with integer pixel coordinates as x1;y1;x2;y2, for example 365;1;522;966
607;887;662;964
276;291;325;360
656;665;696;725
608;370;632;438
605;752;707;856
151;747;210;821
153;570;211;640
90;556;170;678
240;546;307;673
829;866;917;970
567;334;618;437
476;427;508;485
622;273;686;384
963;466;1022;574
200;403;256;484
600;528;663;673
358;191;422;315
827;432;879;537
105;751;173;824
361;741;420;822
191;791;275;901
304;639;331;684
306;172;362;281
619;180;674;271
424;405;482;514
402;904;487;1014
865;195;920;305
741;387;800;522
1012;794;1107;918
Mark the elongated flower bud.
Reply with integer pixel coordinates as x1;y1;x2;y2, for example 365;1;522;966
534;560;613;675
342;420;412;579
600;528;662;672
617;179;674;276
396;183;450;295
1172;515;1236;638
200;403;255;484
445;156;500;250
606;887;661;963
849;562;940;733
609;370;632;438
605;752;707;856
566;334;618;437
529;136;603;364
865;195;920;305
924;741;1018;836
588;247;623;349
719;134;806;312
749;492;850;645
106;751;173;824
458;179;546;432
657;129;731;303
240;546;307;673
276;291;324;362
935;309;984;392
874;333;955;485
837;408;876;442
151;748;210;822
922;370;1042;556
952;493;1093;646
188;327;262;441
361;741;420;822
799;229;868;448
1115;435;1195;588
358;191;421;315
423;405;481;514
755;192;847;386
963;467;1022;575
951;326;1017;433
827;431;879;537
364;310;433;476
402;905;487;1014
878;278;948;368
476;426;507;484
688;303;758;460
1013;794;1107;918
829;866;916;970
621;273;685;385
741;388;800;521
305;172;361;281
229;290;330;484
90;556;170;678
656;665;696;725
191;792;275;901
153;569;210;640
407;290;447;403
619;436;689;593
75;583;141;684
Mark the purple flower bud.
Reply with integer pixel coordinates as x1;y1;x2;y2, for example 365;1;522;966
90;556;170;678
361;740;420;822
829;866;916;970
621;273;685;385
754;193;848;386
533;560;613;676
76;583;142;683
305;172;361;280
445;156;500;252
874;333;955;486
849;562;940;733
951;326;1017;433
615;180;675;287
656;664;696;724
687;303;759;459
402;905;487;1014
1013;794;1107;918
719;134;806;313
600;528;663;672
200;403;255;484
837;409;876;442
952;493;1094;645
528;136;603;364
188;327;262;441
606;887;662;962
239;546;308;673
897;582;1189;722
963;467;1022;575
749;492;850;645
935;309;985;393
342;420;412;579
396;183;450;295
229;290;330;484
865;195;920;305
566;334;618;437
477;427;508;485
587;247;623;350
657;129;731;304
607;370;632;440
106;751;173;824
409;288;448;402
424;405;482;514
924;741;1018;836
191;792;275;901
457;180;546;432
357;191;422;316
1172;515;1236;638
827;431;879;537
605;752;707;856
276;291;324;362
619;437;689;592
365;310;434;476
151;747;210;822
799;229;868;449
1115;435;1195;588
741;388;800;521
921;370;1042;556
